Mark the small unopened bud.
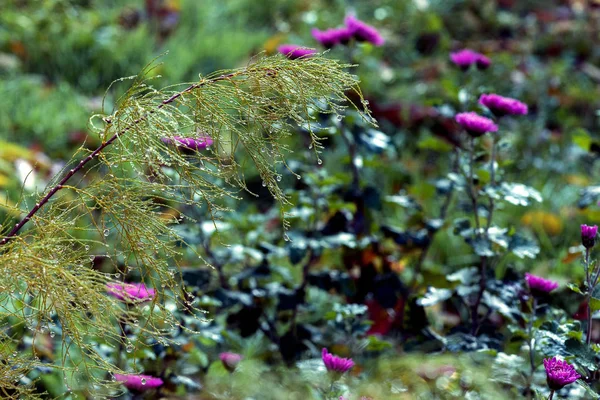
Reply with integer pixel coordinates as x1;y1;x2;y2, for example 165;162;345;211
581;224;598;249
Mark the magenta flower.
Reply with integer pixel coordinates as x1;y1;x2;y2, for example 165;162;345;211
543;357;581;391
219;352;242;372
450;49;491;70
312;28;352;48
344;15;385;46
455;112;498;137
479;94;528;117
161;135;213;151
277;44;317;59
114;374;164;391
106;282;155;302
322;348;354;373
525;273;559;296
581;224;598;249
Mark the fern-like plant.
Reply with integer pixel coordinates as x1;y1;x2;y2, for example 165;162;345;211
0;54;369;398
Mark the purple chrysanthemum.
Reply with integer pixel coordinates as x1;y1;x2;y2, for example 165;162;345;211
161;135;213;151
219;352;242;372
344;15;385;46
581;224;598;249
114;374;164;391
322;348;354;373
479;94;528;117
455;112;498;137
106;283;155;302
277;44;317;59
312;28;352;48
525;273;559;295
450;49;491;70
543;357;581;391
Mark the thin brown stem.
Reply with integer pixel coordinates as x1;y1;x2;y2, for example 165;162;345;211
0;72;237;247
469;136;481;232
486;136;497;232
548;390;555;400
586;248;594;345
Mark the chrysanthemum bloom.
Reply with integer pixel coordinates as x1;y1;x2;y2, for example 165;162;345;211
106;282;155;302
277;44;317;59
450;49;491;70
114;374;164;391
219;352;242;372
344;15;385;46
455;112;498;137
525;273;559;296
479;94;528;117
161;135;213;151
322;348;354;373
312;28;352;48
581;224;598;249
543;357;581;391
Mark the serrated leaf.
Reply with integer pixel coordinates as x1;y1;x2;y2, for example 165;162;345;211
417;287;452;307
508;235;540;259
471;236;495;257
498;182;543;206
447;267;479;284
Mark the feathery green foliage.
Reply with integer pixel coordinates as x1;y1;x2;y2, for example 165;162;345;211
0;54;369;397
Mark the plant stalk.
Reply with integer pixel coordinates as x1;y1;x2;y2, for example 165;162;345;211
586;248;594;344
469;136;481;232
486;135;497;232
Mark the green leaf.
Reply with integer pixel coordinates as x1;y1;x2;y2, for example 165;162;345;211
384;194;422;210
363;335;393;351
471;236;495;257
447;267;479;284
573;127;592;151
417;135;452;152
568;283;584;295
590;286;600;312
565;338;599;371
482;292;516;322
495;182;543;206
417;287;452;307
508;235;540;259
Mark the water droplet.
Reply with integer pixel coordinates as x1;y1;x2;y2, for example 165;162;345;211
317;159;323;165
276;175;282;182
49;331;55;338
84;245;90;251
126;344;134;353
103;229;109;237
262;181;267;187
283;234;290;242
141;378;147;385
